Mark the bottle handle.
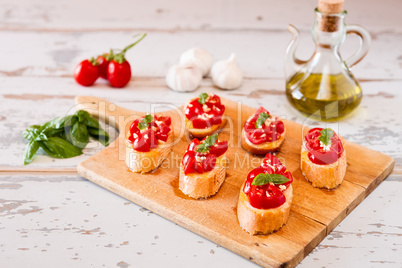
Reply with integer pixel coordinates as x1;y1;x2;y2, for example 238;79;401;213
345;25;371;68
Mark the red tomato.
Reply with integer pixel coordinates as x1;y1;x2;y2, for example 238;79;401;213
183;155;203;175
182;151;196;165
74;59;99;86
187;139;201;151
96;55;109;79
249;184;286;209
107;60;131;88
155;115;171;126
202;154;217;172
209;141;228;157
192;117;209;129
133;135;150;152
305;128;343;165
243;165;288;209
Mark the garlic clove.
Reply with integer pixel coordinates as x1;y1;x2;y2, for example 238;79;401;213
179;48;213;77
166;64;203;92
211;53;243;90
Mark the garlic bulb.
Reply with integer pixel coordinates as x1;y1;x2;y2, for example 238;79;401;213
166;64;203;92
179;48;213;77
211;53;243;90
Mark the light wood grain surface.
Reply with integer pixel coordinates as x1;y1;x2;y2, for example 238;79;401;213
1;0;401;267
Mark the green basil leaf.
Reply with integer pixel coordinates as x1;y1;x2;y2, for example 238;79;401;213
254;112;270;129
39;137;83;158
138;121;148;130
198;92;209;105
318;128;335;146
39;117;59;132
205;133;218;146
143;114;153;124
251;173;289;186
57;115;77;129
88;127;110;146
80;112;100;129
22;127;40;140
75;110;90;123
138;114;153;130
69;122;89;148
195;143;210;153
23;140;40;165
195;133;218;153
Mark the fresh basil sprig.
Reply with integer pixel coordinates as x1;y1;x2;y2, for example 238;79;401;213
198;93;209;105
318;128;335;146
254;112;270;129
138;114;153;130
23;110;110;165
195;133;218;153
251;173;289;186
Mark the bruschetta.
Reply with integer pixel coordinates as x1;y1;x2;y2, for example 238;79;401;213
237;153;293;235
125;114;173;173
301;128;346;189
241;107;286;154
179;133;228;199
184;93;226;138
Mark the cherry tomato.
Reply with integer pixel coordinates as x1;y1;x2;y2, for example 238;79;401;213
130;119;140;134
154;115;171;126
133;135;150;152
193;117;211;129
209;141;228;157
185;100;203;120
96;55;109;79
107;60;131;88
243;165;288;209
305;128;343;165
249;184;286;209
183;155;203;175
202;154;217;172
182;151;196;165
188;139;201;151
74;59;99;86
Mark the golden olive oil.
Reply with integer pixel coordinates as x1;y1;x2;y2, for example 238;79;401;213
286;72;362;121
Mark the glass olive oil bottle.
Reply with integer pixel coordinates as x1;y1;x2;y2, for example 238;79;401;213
284;1;370;121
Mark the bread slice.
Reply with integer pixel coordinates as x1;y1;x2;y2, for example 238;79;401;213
185;117;226;138
179;154;227;199
301;137;347;189
241;128;286;155
237;184;293;235
125;129;174;174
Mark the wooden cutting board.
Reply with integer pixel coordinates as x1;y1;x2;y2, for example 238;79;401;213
75;96;394;268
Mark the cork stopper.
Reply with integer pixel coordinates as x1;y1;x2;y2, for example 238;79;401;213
318;0;344;13
317;0;344;32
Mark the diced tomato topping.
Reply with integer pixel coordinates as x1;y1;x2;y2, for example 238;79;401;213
243;107;285;145
305;128;344;165
243;153;293;209
127;115;172;152
184;94;225;129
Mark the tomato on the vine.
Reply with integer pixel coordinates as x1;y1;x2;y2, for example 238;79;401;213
74;58;99;86
107;60;132;88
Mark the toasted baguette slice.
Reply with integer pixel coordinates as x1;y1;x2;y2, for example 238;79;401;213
237;184;293;235
241;128;286;155
179;154;227;199
185;118;226;138
125;129;174;174
301;137;346;189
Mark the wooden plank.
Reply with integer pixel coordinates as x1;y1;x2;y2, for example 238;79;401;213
0;0;400;32
0;30;401;80
75;96;394;267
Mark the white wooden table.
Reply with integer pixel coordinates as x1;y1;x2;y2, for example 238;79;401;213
1;0;401;267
